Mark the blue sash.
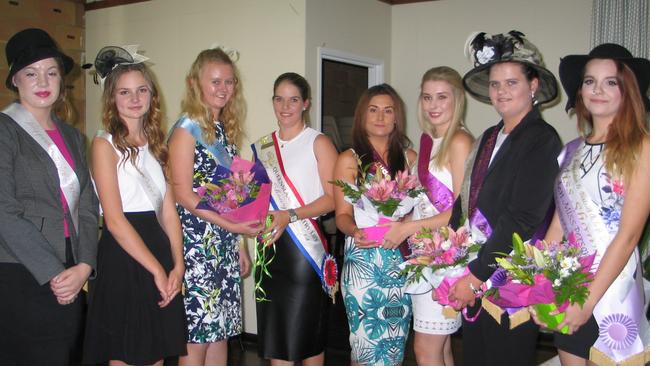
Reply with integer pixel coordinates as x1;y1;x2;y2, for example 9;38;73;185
169;116;233;168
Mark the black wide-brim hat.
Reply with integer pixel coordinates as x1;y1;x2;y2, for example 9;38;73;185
559;43;650;111
5;28;74;91
462;30;558;105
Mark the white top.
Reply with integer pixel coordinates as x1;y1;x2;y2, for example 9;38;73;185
426;136;453;189
96;131;166;214
276;126;324;205
489;126;509;165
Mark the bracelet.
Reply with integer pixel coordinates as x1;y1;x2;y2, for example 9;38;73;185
469;282;483;296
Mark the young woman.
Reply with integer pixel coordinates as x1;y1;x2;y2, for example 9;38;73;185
532;43;650;366
0;28;98;366
334;83;416;366
448;31;563;365
253;72;338;366
168;47;261;366
383;66;473;366
83;49;187;366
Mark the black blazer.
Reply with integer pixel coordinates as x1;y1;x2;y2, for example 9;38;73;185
450;108;562;282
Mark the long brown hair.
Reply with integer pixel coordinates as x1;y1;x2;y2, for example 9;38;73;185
575;60;648;183
352;83;411;176
180;48;245;146
101;63;168;176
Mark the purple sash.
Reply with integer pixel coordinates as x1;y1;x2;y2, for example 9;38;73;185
465;129;498;241
418;133;454;213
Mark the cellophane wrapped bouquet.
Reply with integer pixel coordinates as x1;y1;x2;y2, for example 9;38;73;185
484;232;595;333
196;156;271;222
399;225;480;314
195;157;274;301
332;163;425;244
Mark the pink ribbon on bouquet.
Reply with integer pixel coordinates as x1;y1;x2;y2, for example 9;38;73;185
433;268;483;321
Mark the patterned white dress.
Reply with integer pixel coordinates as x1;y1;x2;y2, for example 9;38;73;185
555;140;650;363
411;135;461;335
342;157;412;366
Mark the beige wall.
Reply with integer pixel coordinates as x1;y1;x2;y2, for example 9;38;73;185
85;0;307;335
390;0;593;146
85;0;595;336
304;0;392;125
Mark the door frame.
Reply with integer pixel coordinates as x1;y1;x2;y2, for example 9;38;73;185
315;47;384;131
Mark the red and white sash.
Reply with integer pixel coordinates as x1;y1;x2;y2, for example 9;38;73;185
252;132;336;296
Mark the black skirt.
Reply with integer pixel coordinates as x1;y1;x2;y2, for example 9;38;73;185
553;315;599;359
83;211;187;365
256;231;329;361
0;245;85;366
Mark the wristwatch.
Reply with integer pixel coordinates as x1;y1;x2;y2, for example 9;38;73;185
469;282;483;296
287;208;298;223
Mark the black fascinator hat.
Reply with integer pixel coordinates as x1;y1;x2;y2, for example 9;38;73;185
83;45;149;86
5;28;74;91
559;43;650;111
462;30;558;105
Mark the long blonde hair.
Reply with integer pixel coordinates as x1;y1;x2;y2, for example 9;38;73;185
575;61;648;184
180;48;245;146
101;63;168;177
418;66;467;167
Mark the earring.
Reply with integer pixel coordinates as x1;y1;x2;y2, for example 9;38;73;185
531;91;538;106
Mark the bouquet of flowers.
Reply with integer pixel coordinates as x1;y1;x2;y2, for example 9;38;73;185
196;157;275;302
483;232;595;333
196;156;271;223
399;225;480;315
332;164;425;243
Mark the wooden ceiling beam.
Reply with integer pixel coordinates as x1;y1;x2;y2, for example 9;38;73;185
377;0;437;4
85;0;150;11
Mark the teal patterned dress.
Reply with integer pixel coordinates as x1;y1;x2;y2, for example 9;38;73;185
341;158;413;366
176;120;242;343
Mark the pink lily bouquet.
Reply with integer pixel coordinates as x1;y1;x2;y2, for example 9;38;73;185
196;156;272;223
196;157;274;302
399;225;480;311
332;164;425;244
484;233;595;333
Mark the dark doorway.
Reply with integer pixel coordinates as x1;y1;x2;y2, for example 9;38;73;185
320;60;368;152
320;59;369;354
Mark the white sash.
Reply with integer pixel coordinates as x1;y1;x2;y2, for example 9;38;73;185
556;141;650;363
96;131;163;219
3;103;80;233
253;133;330;285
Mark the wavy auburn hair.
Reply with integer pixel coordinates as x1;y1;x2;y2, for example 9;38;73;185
180;48;245;146
575;60;648;183
101;63;168;177
352;83;411;176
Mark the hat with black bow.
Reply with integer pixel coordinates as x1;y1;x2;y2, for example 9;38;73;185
462;30;558;105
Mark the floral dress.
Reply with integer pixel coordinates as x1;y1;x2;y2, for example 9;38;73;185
341;156;412;366
554;140;650;362
177;121;242;343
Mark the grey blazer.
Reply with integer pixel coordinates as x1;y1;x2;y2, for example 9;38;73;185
0;111;99;285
